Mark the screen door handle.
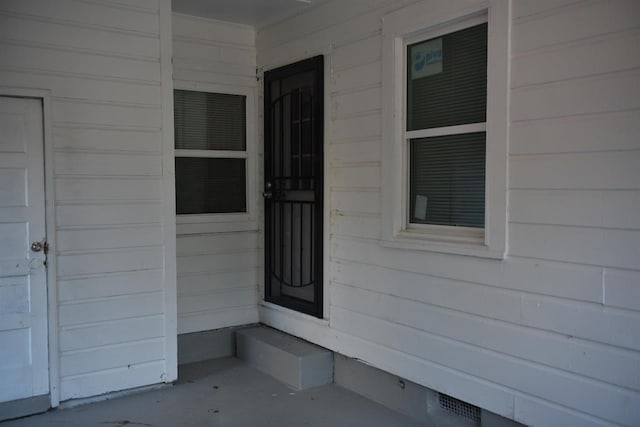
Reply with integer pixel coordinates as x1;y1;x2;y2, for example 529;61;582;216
263;182;273;199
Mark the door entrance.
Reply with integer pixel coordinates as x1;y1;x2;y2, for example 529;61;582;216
0;96;50;419
263;56;324;318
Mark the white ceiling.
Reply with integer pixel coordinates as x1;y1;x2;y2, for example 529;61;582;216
172;0;324;28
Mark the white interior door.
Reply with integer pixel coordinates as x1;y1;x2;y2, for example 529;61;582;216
0;96;49;405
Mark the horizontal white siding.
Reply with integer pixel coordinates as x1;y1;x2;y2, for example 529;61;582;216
172;14;259;334
0;0;173;401
257;1;640;426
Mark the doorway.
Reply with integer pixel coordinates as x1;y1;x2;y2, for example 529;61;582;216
0;96;50;419
263;56;324;318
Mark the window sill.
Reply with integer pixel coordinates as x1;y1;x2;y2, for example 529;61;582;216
380;228;505;259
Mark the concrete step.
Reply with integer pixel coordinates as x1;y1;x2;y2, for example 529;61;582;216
236;326;333;390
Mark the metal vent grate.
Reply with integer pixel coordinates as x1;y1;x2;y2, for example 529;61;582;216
438;393;481;424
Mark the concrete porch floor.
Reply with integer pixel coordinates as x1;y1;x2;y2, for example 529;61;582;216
2;358;424;427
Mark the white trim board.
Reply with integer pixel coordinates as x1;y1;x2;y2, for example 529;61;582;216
159;0;178;384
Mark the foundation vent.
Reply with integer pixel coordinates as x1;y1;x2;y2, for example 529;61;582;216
438;392;481;424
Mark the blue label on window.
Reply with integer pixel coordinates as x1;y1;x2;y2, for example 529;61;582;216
411;38;442;79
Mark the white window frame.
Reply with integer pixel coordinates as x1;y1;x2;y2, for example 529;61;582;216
381;0;509;259
174;82;257;233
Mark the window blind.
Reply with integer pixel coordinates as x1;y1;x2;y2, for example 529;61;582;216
175;157;246;214
174;90;246;151
407;23;487;131
409;132;485;228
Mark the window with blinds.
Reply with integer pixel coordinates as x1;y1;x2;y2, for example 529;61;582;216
406;23;487;228
174;90;247;215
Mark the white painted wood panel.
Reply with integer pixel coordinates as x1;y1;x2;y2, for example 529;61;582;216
510;152;640;190
257;0;388;50
56;203;162;227
0;0;160;35
172;13;259;335
177;250;260;277
173;41;255;68
332;306;640;426
332;164;381;188
55;178;162;202
178;269;258;296
173;57;255;79
178;306;258;335
521;294;640;351
55;152;161;177
0;14;161;59
172;14;254;46
333;36;382;72
514;395;611;427
331;213;380;240
332;237;604;304
331;191;380;215
331;282;640;390
178;288;258;314
59;292;164;328
510;189;640;229
333;62;382;94
53;100;161;129
56;225;164;252
332;114;381;141
176;231;257;255
0;70;162;106
53;128;162;152
0;44;161;83
257;1;640;425
60;360;166;401
510;223;640;269
60;338;165;377
511;70;640;122
1;0;174;400
604;269;640;311
512;0;640;54
330;258;522;323
512;0;586;20
331;86;381;119
512;29;640;88
510;109;640;155
57;248;163;278
330;140;381;166
59;315;165;352
58;270;164;302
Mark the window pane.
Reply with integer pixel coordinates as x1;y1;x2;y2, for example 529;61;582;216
174;90;246;151
175;157;246;214
407;23;487;131
410;132;485;228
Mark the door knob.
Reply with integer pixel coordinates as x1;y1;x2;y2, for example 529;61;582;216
31;239;48;254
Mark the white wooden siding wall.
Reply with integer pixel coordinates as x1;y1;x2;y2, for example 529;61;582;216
172;14;259;335
0;0;175;401
257;1;640;426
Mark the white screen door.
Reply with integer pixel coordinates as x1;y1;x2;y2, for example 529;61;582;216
0;96;49;410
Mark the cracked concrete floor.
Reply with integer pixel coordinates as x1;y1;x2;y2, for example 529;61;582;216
2;358;423;427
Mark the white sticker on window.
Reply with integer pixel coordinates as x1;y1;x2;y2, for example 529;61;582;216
411;38;442;79
414;195;428;220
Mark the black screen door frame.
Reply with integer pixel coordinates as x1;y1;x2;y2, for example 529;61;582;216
264;56;324;318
